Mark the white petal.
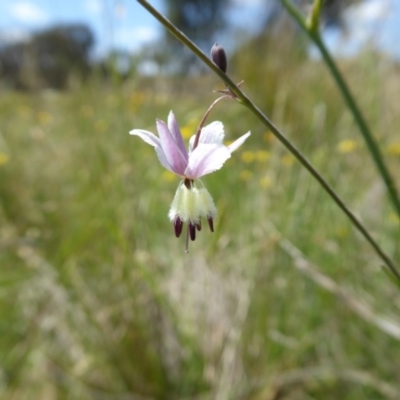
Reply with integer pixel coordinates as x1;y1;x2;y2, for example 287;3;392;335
198;121;225;144
228;131;251;153
188;121;224;153
129;129;161;148
185;143;231;179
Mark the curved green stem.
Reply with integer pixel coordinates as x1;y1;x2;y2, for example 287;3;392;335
281;0;400;219
136;0;400;282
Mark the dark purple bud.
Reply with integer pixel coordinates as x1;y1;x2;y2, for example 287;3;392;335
189;222;196;241
207;216;214;232
174;218;183;238
210;43;227;73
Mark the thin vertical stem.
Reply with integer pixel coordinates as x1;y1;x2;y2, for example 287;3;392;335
281;0;400;219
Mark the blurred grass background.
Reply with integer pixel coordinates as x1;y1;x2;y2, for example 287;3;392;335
2;36;400;399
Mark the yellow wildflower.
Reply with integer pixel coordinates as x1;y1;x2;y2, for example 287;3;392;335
239;169;253;181
241;150;256;163
256;150;270;162
0;152;9;165
259;176;272;189
386;143;400;156
36;111;52;125
180;126;193;140
335;226;349;239
389;212;400;225
162;170;176;182
263;131;274;143
180;117;199;140
281;154;294;166
337;139;357;153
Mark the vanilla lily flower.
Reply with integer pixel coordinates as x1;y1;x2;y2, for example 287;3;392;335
130;111;250;251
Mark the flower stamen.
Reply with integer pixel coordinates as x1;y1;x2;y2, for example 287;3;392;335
189;222;196;241
196;220;202;231
207;216;214;232
174;217;183;238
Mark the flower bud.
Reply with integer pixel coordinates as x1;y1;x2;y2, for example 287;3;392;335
210;43;227;73
307;0;322;34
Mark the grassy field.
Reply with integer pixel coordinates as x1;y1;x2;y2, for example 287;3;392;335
1;50;400;399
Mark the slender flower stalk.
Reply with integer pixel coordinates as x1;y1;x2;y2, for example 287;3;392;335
136;0;400;281
281;0;400;220
192;95;230;150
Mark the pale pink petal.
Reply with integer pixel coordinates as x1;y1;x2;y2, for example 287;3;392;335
129;129;161;148
200;121;225;144
156;120;188;175
188;121;224;152
185;144;231;179
130;129;173;171
227;131;251;153
198;121;225;144
154;146;174;172
168;111;188;163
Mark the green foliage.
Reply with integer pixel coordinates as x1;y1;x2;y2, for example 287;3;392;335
1;49;400;399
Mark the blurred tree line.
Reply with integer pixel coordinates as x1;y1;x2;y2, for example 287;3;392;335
0;0;364;90
134;0;365;75
0;23;138;90
0;24;94;90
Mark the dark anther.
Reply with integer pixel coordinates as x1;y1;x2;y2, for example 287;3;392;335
196;220;202;231
211;43;227;73
174;218;183;238
207;216;214;232
189;222;196;241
